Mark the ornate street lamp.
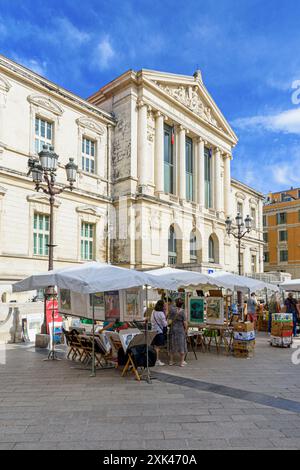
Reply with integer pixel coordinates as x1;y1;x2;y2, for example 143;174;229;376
27;145;78;351
225;212;253;276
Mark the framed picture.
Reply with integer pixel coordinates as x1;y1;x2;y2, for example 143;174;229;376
188;297;205;326
120;288;144;322
104;291;120;321
89;292;105;321
206;297;224;325
58;289;71;314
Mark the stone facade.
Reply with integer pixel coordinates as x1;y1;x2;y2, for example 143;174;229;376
0;57;264;293
89;69;264;273
0;55;114;289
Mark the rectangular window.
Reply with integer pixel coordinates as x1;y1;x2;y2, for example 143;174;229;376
82;137;96;174
35;117;53;154
251;255;257;273
264;252;270;263
237;202;243;217
251;208;256;228
164;125;175;194
280;250;288;263
279;230;288;242
204;147;212;209
263;232;269;243
185;137;193;201
33;213;49;256
263;215;267;227
277;212;287;225
81;222;94;261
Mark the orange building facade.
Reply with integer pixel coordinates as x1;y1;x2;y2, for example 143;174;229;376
264;188;300;279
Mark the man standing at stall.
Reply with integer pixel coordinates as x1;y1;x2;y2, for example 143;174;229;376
284;293;299;337
247;293;258;329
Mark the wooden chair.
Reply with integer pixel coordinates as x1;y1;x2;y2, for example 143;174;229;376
121;352;141;381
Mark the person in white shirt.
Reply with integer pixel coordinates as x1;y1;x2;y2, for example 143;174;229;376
151;300;167;366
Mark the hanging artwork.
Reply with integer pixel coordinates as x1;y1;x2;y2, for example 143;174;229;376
104;291;120;320
206;297;224;325
120;288;144;321
89;292;105;320
188;297;205;325
59;289;71;312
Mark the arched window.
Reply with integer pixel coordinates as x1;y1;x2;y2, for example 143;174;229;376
209;236;215;263
190;231;197;263
168;225;177;265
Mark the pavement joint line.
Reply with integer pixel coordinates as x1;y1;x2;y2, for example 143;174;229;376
153;371;300;415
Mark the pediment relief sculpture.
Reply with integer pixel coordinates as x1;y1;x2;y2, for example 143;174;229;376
76;117;105;136
27;94;64;116
154;82;224;131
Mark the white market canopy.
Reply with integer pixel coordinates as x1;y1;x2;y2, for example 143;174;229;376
280;279;300;292
12;262;177;294
210;271;279;293
145;267;231;290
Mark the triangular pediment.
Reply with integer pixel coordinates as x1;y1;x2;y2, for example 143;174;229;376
27;193;61;207
76;205;105;217
141;70;238;143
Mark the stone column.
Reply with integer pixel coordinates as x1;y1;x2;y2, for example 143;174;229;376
214;147;222;213
197;138;205;208
137;100;148;189
178;126;186;200
154;112;164;194
224;154;232;217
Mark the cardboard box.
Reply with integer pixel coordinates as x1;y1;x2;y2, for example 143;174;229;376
233;349;254;358
234;331;256;342
234;322;254;333
271;336;293;347
272;321;293;329
233;340;255;351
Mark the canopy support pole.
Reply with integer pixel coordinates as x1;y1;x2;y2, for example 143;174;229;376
90;294;96;378
143;285;152;384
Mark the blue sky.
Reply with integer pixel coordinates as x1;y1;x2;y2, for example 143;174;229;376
1;0;300;194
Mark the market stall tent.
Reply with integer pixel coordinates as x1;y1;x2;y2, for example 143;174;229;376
145;267;231;290
209;271;279;293
280;279;300;292
12;262;177;294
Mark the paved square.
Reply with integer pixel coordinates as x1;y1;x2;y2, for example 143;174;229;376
1;333;300;450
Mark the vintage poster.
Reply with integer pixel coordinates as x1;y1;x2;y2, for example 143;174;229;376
120;288;143;321
188;297;205;325
46;299;62;334
104;291;120;320
206;297;224;325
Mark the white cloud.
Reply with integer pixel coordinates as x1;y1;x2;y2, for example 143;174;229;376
55;17;90;45
93;36;116;70
233;108;300;135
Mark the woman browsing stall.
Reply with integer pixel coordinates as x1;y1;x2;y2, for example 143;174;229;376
168;298;188;367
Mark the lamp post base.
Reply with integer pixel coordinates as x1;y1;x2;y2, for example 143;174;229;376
44;350;61;361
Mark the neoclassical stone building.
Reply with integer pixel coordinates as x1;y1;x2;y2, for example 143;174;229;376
89;69;264;273
0;55;264;292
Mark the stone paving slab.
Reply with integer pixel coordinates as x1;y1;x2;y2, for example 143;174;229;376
1;334;300;450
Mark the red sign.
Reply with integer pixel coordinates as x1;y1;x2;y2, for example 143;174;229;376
46;299;62;334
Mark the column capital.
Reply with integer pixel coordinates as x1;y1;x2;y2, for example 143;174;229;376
136;99;148;109
154;110;165;120
176;124;187;133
